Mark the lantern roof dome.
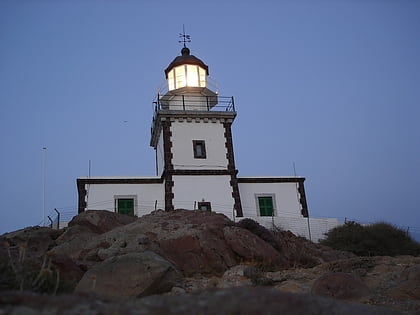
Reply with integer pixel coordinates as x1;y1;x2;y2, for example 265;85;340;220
164;47;209;79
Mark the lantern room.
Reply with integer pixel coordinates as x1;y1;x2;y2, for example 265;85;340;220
164;47;209;91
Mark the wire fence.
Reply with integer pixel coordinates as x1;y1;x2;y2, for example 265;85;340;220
40;203;420;242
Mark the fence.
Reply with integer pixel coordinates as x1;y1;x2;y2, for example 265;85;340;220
41;204;420;243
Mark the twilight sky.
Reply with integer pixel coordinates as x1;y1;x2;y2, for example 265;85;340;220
1;1;419;239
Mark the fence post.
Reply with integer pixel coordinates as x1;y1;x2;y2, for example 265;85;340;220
47;216;53;228
54;208;60;229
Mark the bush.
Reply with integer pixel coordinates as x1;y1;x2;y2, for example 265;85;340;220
0;242;61;294
320;221;420;256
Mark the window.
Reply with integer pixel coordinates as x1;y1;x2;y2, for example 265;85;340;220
257;195;275;216
193;140;206;159
197;202;211;211
115;196;136;216
167;65;207;91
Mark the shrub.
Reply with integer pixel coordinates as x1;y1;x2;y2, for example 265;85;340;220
0;242;61;294
320;221;420;256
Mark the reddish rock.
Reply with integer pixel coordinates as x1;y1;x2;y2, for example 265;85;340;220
312;272;371;301
223;226;287;268
69;210;285;276
65;210;137;235
52;210;137;260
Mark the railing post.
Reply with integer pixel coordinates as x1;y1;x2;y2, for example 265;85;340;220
206;96;210;111
182;95;185;110
54;208;60;229
47;216;53;228
232;96;235;111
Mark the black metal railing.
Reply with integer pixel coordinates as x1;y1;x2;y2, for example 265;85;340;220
156;94;235;112
151;94;236;134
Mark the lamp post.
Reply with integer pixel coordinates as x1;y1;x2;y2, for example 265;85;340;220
42;147;47;226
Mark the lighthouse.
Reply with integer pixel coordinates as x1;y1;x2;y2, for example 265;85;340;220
150;43;243;216
76;35;341;242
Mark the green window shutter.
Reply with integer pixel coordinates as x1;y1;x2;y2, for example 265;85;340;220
117;199;134;216
258;197;274;216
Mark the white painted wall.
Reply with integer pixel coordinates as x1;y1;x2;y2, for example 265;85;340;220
83;178;339;242
156;132;164;176
238;182;302;218
241;216;341;242
172;175;235;218
85;181;164;217
171;121;228;170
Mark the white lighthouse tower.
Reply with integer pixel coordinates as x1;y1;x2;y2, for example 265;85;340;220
76;34;343;241
150;41;243;216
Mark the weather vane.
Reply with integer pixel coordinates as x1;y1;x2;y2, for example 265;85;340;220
178;25;191;48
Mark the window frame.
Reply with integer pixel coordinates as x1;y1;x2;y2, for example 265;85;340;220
193;140;207;159
114;195;137;216
255;194;276;217
197;201;212;211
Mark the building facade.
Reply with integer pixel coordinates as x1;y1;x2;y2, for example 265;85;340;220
77;45;339;241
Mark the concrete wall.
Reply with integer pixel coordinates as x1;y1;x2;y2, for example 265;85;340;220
156;132;164;176
240;216;341;242
171;121;228;170
172;175;234;217
82;178;339;242
85;181;164;217
238;181;302;218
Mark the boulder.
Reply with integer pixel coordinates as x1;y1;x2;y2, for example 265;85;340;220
71;210;286;276
52;210;137;260
75;251;182;298
66;210;137;234
223;226;287;268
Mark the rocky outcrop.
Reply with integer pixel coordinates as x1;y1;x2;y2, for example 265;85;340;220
52;210;137;260
1;210;419;313
54;210;285;277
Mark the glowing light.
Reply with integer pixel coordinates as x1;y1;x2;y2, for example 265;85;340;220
168;65;207;91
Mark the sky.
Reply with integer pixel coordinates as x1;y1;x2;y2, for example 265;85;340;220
1;1;419;240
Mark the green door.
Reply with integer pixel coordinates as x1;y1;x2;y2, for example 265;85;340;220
258;197;274;216
117;198;134;216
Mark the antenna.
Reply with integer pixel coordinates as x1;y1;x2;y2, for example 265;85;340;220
179;24;191;47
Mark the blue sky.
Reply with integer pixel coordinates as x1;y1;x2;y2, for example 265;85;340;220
1;1;419;239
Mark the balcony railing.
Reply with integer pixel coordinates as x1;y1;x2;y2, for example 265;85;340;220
154;94;235;112
151;94;236;138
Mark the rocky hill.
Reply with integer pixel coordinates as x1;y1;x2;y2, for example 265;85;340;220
1;210;419;314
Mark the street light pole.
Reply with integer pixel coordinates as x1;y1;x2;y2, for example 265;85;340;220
42;147;47;226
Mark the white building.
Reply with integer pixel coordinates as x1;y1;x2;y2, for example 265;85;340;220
77;44;339;241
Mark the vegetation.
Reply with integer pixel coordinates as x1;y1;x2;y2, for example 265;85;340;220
0;241;61;294
320;221;420;256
